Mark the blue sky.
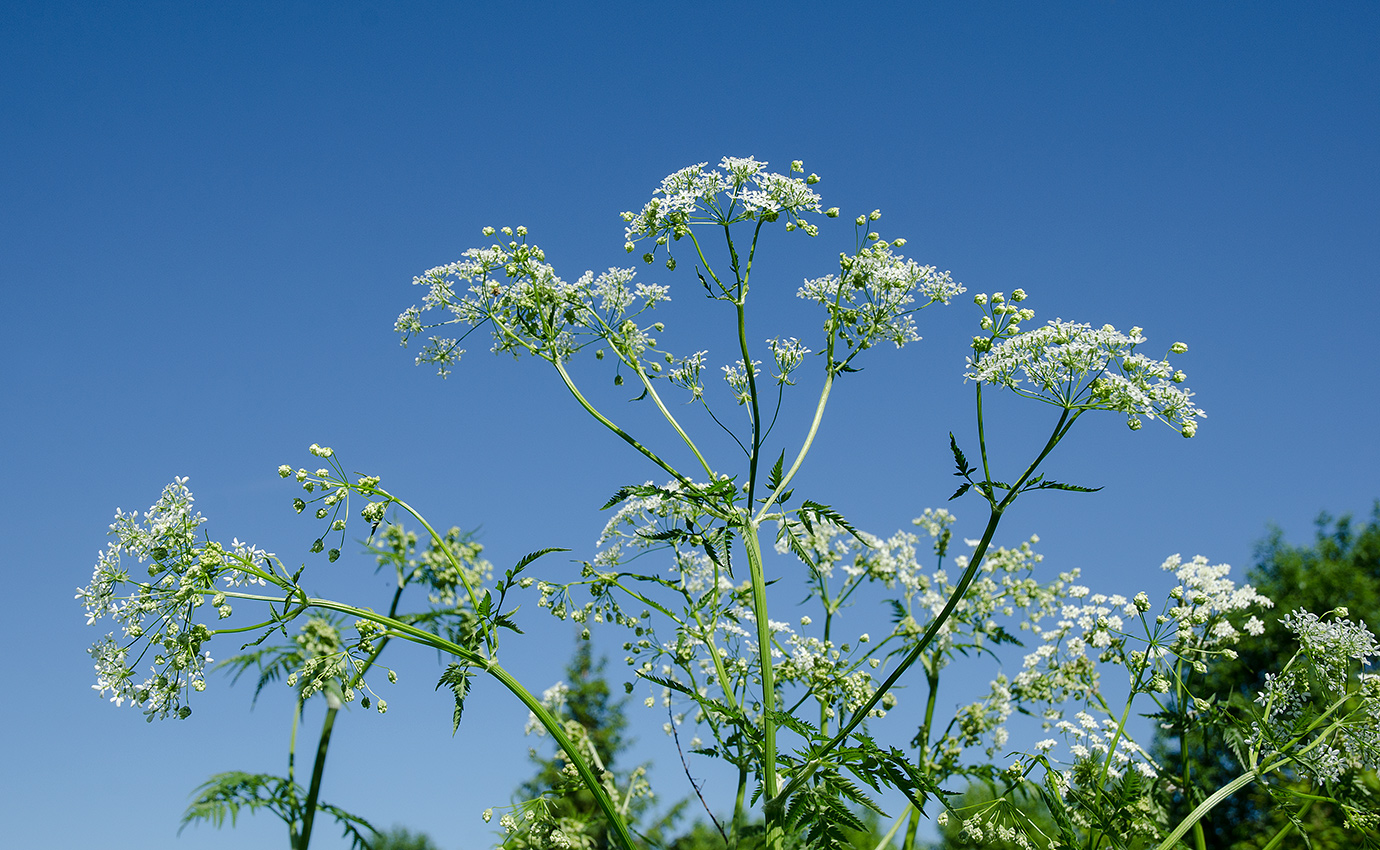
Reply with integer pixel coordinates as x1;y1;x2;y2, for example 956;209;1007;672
3;2;1377;848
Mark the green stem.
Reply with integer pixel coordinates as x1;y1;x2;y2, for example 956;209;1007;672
631;361;715;478
730;763;748;850
552;358;694;488
295;700;338;850
1154;767;1264;850
773;507;1005;808
743;527;780;807
753;370;834;525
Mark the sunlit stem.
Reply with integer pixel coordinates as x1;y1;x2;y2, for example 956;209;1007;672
743;525;784;848
373;489;491;655
552;358;694;488
753;370;834;525
630;360;715;478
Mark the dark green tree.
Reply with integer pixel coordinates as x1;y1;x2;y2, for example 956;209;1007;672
1155;503;1380;849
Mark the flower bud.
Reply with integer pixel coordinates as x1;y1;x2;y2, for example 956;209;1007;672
806;173;820;184
855;215;867;226
825;207;840;217
1171;341;1188;353
624;241;635;253
642;253;654;264
791;160;804;172
974;293;988;305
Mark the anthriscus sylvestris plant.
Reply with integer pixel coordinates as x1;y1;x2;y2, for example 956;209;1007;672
81;157;1379;850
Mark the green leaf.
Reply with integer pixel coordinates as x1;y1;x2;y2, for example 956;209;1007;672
1024;478;1103;493
949;482;971;501
767;450;786;491
799;500;864;542
949;432;975;477
509;547;569;574
436;663;474;734
317;802;380;850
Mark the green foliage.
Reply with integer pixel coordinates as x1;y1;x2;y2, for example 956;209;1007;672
1155;503;1380;850
373;826;443;850
181;770;377;850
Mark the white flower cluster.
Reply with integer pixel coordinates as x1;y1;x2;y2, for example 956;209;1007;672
798;240;965;353
397;228;671;377
78;479;220;720
1050;710;1160;780
1159;553;1273;659
1254;609;1380;784
965;305;1204;436
621;157;823;256
765;337;810;385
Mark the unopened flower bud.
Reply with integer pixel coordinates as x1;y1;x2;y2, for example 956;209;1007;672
1171;341;1188;354
791;160;804;172
642;253;654;264
806;173;820;184
855;215;866;226
869;209;881;221
825;207;840;217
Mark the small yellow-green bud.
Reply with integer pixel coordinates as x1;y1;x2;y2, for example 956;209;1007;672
806;173;820;184
869;209;881;221
1171;341;1188;353
790;160;804;172
825;207;840;217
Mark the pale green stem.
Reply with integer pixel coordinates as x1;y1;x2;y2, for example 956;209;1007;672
372;489;491;654
630;361;715;478
753;370;834;525
743;526;779;805
549;358;707;500
1155;768;1261;850
873;805;909;850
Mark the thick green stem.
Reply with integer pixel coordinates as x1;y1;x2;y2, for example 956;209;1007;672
743;527;781;802
295;701;338;850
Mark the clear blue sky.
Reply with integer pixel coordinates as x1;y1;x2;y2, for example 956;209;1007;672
3;2;1377;848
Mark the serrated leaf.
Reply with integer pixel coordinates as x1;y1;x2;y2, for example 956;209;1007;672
510;547;570;573
492;612;524;634
949;482;971;501
799;500;864;542
767;450;786;491
436;663;474;734
949;432;974;477
1024;478;1103;493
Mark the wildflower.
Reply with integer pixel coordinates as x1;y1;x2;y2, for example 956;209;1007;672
965;317;1204;436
